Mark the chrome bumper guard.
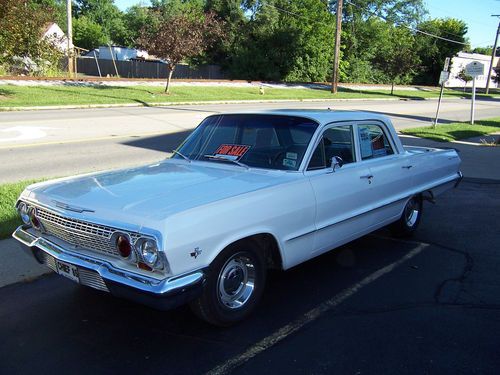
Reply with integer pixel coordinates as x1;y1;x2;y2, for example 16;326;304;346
454;171;464;188
13;225;205;310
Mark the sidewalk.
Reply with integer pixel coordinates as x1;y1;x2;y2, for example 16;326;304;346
399;134;500;181
0;237;52;288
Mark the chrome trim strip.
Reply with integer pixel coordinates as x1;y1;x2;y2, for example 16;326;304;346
13;226;204;296
286;198;404;242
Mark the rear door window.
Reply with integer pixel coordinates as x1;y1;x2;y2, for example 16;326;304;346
357;124;394;160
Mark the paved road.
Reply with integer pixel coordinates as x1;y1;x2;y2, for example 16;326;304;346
0;98;499;183
1;180;499;374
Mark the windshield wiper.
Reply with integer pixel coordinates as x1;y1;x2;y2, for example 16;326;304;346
172;150;191;163
203;154;249;169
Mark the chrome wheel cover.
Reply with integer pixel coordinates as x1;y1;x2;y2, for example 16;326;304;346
405;198;420;227
217;253;256;309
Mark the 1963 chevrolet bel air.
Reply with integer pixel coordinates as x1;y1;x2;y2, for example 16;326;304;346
13;110;462;325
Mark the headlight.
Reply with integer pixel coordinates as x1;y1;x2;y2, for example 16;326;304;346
18;202;31;225
139;238;159;267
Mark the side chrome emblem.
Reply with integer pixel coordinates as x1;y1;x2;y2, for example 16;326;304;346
190;247;202;259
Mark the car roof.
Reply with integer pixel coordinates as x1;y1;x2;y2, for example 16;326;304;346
214;109;390;126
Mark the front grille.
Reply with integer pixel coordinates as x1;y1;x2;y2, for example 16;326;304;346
78;268;109;292
40;251;57;272
35;206;140;257
39;252;109;292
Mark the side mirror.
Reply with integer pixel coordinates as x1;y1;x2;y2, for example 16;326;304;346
330;156;343;172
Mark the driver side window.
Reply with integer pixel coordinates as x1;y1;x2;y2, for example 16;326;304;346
307;125;355;170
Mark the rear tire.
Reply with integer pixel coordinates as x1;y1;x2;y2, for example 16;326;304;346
190;240;266;326
390;195;423;237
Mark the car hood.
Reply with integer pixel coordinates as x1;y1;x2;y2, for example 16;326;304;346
26;160;293;225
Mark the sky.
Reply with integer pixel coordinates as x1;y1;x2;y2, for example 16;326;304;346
114;0;500;49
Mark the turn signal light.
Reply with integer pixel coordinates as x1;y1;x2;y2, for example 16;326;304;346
138;262;153;271
30;210;41;230
116;235;132;258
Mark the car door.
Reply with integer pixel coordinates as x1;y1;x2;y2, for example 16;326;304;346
355;121;414;226
304;123;374;256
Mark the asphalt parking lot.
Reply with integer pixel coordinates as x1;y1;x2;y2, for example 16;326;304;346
1;178;499;374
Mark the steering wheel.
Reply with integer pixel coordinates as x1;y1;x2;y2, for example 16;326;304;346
271;151;286;168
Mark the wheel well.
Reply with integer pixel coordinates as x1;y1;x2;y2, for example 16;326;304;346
230;233;283;270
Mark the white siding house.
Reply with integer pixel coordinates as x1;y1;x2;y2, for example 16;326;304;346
41;23;68;52
447;51;499;89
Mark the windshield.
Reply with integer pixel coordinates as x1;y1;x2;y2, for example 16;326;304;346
173;114;319;171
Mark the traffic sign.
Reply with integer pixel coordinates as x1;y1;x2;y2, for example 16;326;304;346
439;71;449;84
465;61;485;77
443;57;450;72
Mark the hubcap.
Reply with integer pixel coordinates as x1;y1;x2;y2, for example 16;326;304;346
217;253;256;309
405;198;420;227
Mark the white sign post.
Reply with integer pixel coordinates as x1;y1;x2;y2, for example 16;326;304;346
465;61;485;125
433;58;451;128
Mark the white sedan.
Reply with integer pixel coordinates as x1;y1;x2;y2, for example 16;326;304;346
13;110;462;325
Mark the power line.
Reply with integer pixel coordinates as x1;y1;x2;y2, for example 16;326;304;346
346;0;468;46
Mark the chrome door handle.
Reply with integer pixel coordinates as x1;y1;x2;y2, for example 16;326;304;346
402;165;413;169
360;175;373;184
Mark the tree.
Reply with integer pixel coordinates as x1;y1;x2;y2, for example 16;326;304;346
227;0;335;82
471;46;493;56
73;15;108;50
31;0;66;31
374;25;420;94
492;66;499;85
414;18;468;85
119;5;153;47
0;0;64;75
137;11;225;93
73;0;127;45
456;68;472;92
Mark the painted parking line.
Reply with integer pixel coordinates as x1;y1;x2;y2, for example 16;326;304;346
206;242;429;375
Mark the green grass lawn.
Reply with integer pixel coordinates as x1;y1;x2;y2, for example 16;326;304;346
400;118;500;142
0;180;40;240
1;84;497;108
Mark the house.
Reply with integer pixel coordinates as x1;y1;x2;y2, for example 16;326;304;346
41;23;68;52
97;46;149;61
447;51;499;89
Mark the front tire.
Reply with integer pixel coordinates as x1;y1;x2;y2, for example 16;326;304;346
190;240;267;326
390;195;423;237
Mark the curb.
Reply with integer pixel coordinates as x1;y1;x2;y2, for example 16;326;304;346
0;96;437;112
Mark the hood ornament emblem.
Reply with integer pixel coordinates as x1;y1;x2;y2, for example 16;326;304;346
53;201;95;213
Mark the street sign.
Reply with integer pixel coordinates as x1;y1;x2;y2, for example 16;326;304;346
443;57;450;72
465;61;484;125
439;71;450;84
465;61;485;77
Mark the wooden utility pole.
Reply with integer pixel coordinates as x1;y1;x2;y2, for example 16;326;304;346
331;0;343;93
66;0;74;78
485;15;500;94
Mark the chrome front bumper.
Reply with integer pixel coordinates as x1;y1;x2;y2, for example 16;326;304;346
12;225;206;310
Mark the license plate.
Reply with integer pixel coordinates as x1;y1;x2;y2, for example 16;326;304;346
55;260;79;283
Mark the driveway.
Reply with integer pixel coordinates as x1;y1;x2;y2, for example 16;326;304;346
1;179;498;374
